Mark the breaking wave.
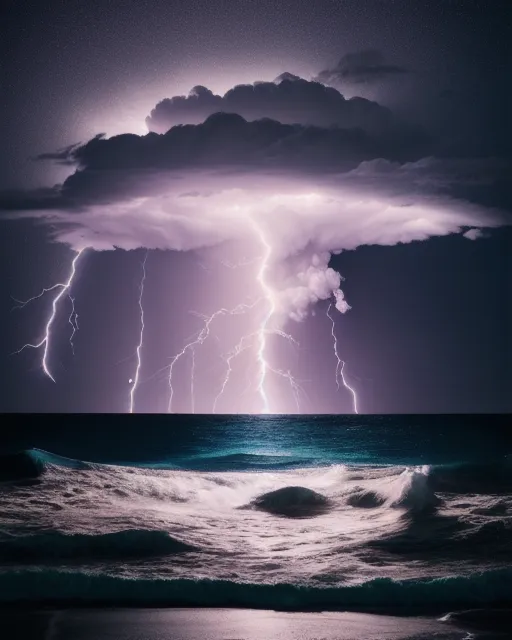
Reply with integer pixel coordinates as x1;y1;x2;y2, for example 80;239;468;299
1;442;510;608
3;448;511;484
0;449;90;483
389;467;442;513
2;449;511;512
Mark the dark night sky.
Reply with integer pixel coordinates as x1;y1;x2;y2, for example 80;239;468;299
0;0;510;413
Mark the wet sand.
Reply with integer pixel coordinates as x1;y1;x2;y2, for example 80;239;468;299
3;607;507;640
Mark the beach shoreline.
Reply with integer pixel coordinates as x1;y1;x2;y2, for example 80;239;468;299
2;606;511;640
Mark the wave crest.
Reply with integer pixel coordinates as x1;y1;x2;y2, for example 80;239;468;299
391;467;441;513
0;449;91;483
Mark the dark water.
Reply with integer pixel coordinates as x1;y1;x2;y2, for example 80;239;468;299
0;414;511;613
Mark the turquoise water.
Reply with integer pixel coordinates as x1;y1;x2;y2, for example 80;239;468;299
2;414;509;467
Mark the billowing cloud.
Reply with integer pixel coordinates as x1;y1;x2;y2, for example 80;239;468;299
1;85;507;326
315;49;409;87
145;75;423;144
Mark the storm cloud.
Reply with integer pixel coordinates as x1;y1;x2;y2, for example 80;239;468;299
315;49;409;87
1;77;507;325
145;75;422;142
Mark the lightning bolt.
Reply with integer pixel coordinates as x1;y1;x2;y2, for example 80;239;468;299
167;300;261;412
326;303;359;414
340;360;359;414
213;331;257;413
67;296;79;355
326;303;342;392
190;347;196;414
212;331;303;413
166;218;303;414
13;249;86;382
11;283;69;311
267;365;303;412
212;219;302;414
250;219;276;414
128;251;148;414
13;240;358;415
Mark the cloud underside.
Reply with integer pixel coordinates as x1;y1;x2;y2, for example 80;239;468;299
18;167;502;255
1;77;507;323
3;157;504;323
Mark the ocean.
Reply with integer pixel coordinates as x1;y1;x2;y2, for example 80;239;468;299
1;414;511;617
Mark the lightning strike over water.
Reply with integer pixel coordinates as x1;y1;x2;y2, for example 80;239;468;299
268;365;303;412
67;296;78;355
340;360;359;414
251;219;275;414
13;249;85;382
129;251;148;414
190;347;196;414
166;219;303;414
196;219;303;414
211;327;303;414
327;303;359;414
12;244;345;414
167;300;261;412
213;332;257;413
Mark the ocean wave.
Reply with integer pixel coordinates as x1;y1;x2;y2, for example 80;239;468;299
2;448;512;503
390;467;441;514
346;489;386;508
171;452;315;471
3;447;511;473
0;451;45;483
246;486;332;517
0;530;197;563
0;449;314;479
342;466;441;514
0;568;510;611
0;449;91;483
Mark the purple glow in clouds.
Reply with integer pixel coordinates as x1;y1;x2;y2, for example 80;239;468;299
8;75;506;413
